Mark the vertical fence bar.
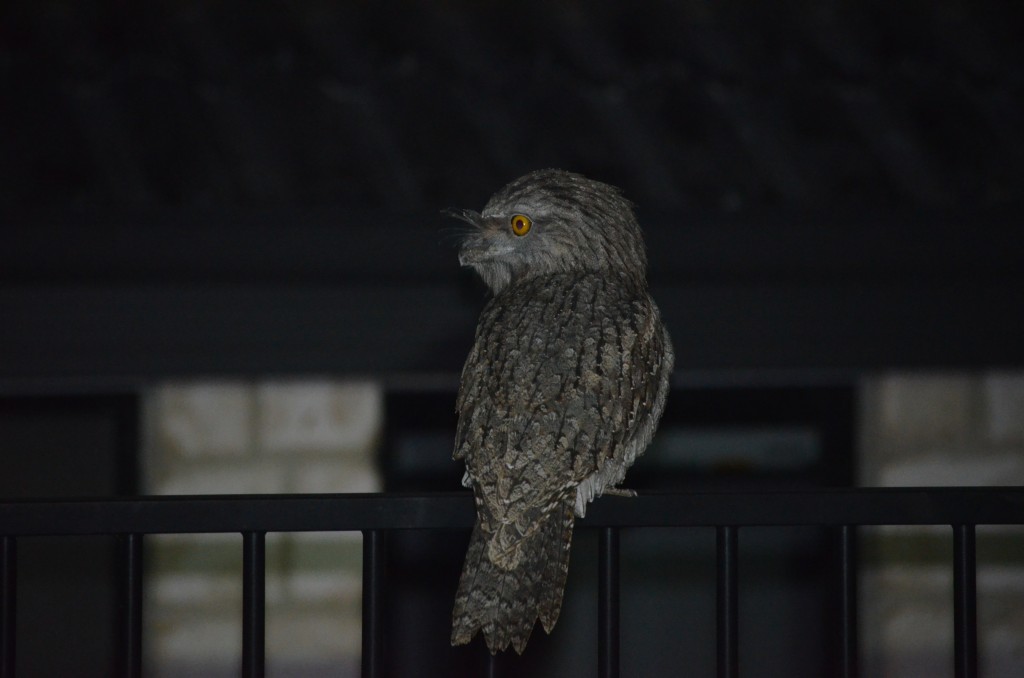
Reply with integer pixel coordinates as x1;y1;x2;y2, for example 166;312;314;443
1;537;14;678
242;531;266;678
599;527;621;678
839;525;858;678
362;530;384;678
482;648;498;678
716;526;738;678
953;524;977;678
120;534;143;678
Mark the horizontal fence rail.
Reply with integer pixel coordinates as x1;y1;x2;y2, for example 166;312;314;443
2;487;1024;678
2;488;1024;535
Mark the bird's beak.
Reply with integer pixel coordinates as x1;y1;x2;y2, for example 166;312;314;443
441;207;483;227
442;208;493;267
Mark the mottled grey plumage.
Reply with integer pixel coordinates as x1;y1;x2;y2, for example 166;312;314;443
448;169;673;654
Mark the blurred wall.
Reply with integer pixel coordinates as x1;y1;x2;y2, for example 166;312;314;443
860;374;1024;677
142;381;381;677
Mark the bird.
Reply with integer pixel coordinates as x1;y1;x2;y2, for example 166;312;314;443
446;169;674;654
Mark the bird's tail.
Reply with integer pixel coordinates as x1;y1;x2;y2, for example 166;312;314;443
451;498;575;654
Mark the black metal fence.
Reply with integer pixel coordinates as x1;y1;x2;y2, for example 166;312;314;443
2;488;1024;678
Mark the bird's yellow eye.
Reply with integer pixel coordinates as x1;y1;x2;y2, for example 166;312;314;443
510;214;532;236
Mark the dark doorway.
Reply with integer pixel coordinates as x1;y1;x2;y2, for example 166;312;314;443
0;394;139;677
379;382;856;677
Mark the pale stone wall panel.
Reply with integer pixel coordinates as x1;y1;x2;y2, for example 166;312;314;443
143;379;380;677
861;372;1024;678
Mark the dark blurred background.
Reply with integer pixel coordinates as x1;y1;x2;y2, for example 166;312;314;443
2;1;1023;677
3;0;1023;379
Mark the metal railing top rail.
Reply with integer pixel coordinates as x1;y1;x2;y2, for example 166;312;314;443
2;487;1024;536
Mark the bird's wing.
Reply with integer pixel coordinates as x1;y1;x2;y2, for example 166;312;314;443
454;273;670;524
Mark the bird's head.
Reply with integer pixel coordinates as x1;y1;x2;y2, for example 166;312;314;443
445;169;647;295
